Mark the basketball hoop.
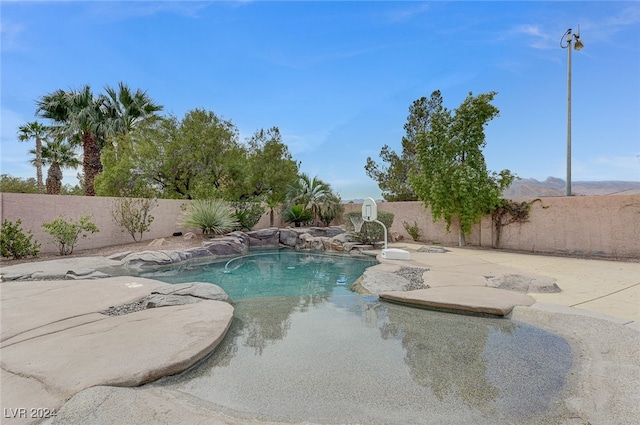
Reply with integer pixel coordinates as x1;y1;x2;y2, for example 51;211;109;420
350;215;364;232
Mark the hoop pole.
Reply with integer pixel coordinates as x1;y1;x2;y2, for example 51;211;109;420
374;219;388;250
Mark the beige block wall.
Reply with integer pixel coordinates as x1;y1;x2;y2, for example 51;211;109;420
343;196;640;259
0;193;190;254
1;193;638;259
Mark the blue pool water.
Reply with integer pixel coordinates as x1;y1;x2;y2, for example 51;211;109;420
138;249;377;300
141;249;574;424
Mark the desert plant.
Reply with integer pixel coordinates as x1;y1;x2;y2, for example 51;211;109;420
0;219;41;259
403;220;421;241
283;204;313;227
42;215;99;255
179;199;239;236
344;210;395;245
231;201;265;231
112;196;158;242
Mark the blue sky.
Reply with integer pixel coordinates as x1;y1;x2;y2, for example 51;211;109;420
2;1;639;200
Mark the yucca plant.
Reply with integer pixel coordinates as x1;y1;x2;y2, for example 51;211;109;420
179;199;239;236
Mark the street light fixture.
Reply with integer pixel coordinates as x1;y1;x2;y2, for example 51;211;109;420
560;27;584;196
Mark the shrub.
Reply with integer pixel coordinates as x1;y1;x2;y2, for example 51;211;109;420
403;220;421;241
42;215;99;255
317;195;344;226
112;196;158;242
179;199;239;236
231;201;265;231
283;204;313;227
344;210;394;245
0;219;41;259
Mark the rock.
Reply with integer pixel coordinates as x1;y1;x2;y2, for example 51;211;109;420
279;228;299;247
143;294;202;308
183;232;197;240
120;251;179;268
390;231;403;242
150;282;228;301
147;238;165;247
65;270;111;280
304;226;345;238
108;251;132;261
202;233;248;256
182;247;215;260
344;243;374;253
246;228;280;247
331;232;357;244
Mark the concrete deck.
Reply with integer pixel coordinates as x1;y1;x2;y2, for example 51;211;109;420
0;244;638;424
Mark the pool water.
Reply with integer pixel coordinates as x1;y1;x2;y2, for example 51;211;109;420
138;249;378;300
143;250;574;424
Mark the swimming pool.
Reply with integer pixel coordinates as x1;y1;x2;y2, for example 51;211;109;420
141;249;573;424
137;249;378;300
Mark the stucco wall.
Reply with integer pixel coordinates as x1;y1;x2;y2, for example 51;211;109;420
342;196;640;259
0;193;189;254
1;193;638;259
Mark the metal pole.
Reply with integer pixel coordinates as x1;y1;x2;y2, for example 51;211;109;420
566;31;572;196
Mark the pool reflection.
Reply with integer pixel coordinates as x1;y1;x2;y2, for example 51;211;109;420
156;292;572;424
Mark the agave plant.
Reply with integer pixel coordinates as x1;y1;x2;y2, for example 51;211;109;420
179;199;239;236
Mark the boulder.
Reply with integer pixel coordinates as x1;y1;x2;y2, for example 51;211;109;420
279;228;299;247
247;228;280;247
202;233;248;257
304;226;345;238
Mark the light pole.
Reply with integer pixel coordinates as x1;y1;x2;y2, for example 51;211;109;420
561;28;584;196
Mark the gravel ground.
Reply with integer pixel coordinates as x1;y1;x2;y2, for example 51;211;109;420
102;300;147;316
393;267;429;290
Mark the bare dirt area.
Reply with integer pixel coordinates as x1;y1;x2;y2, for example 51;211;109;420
0;235;208;268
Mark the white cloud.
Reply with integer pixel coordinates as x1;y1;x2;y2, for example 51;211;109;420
573;155;640;181
0;20;25;52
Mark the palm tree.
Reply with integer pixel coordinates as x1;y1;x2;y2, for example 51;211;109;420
36;85;104;196
101;82;163;134
31;139;81;195
17;121;49;194
286;173;332;225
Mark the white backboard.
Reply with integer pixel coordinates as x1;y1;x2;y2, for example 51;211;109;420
362;197;377;222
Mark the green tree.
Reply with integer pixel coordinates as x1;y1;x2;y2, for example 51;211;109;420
286;173;336;226
17;121;49;194
36;85;104;196
101;82;163;134
36;83;162;197
0;175;38;193
365;93;443;202
243;127;300;225
31;139;81;195
317;193;344;226
97;110;242;200
410;91;516;246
